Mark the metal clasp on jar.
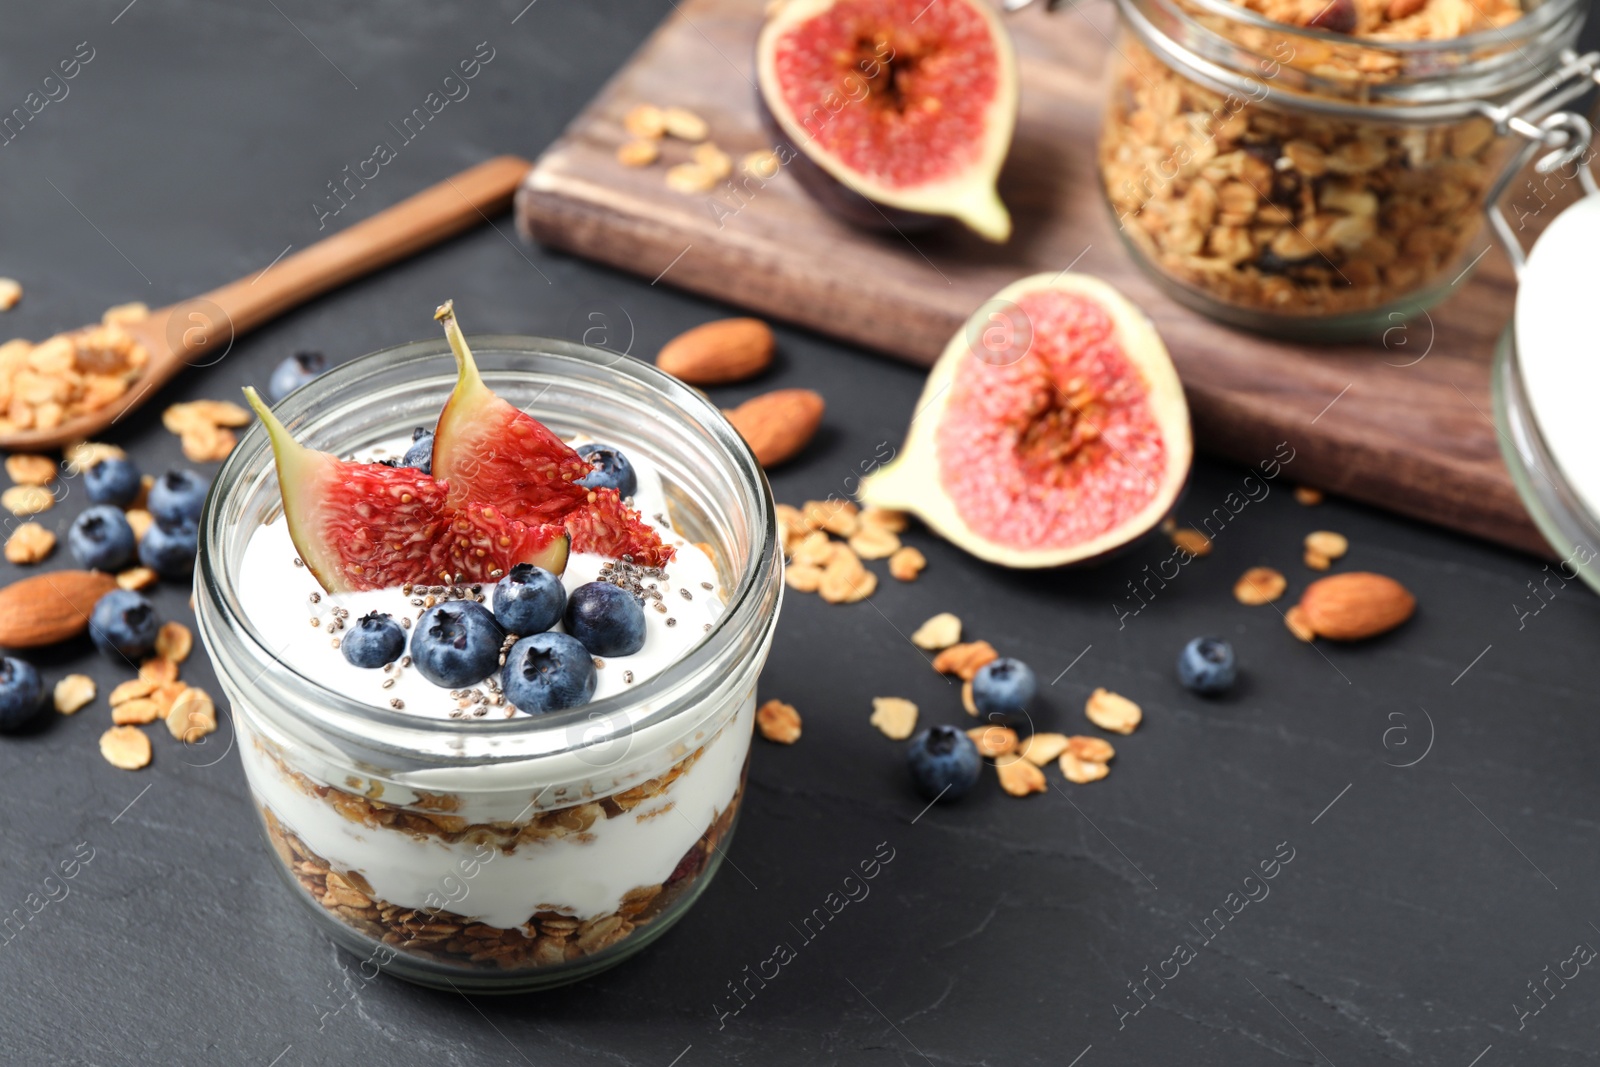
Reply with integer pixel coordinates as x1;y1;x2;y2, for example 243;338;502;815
1481;49;1600;274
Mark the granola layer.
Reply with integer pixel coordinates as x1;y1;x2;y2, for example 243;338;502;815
262;784;741;972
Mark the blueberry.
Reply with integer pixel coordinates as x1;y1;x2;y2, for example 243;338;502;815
84;456;142;507
342;612;406;669
89;589;160;660
410;600;505;688
502;632;597;713
268;350;327;402
563;582;645;657
0;657;42;732
971;657;1037;720
1177;637;1236;696
148;470;209;528
68;505;137;571
493;564;566;635
576;443;638;499
906;725;982;802
401;430;433;475
138;520;197;579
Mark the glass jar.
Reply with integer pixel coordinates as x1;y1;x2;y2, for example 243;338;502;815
194;337;783;992
1099;0;1588;338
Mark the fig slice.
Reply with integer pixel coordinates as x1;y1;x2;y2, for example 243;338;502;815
243;387;570;594
431;300;594;523
859;273;1191;568
756;0;1018;242
564;486;675;567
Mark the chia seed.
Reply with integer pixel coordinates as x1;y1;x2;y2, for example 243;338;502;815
653;602;667;614
701;582;713;591
593;657;605;669
331;638;341;648
666;618;677;627
401;656;412;668
680;588;693;601
703;622;712;632
310;592;321;603
293;558;304;568
623;669;634;684
309;617;320;628
389;698;404;710
382;679;395;689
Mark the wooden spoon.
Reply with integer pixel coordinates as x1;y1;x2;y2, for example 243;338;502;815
0;154;533;452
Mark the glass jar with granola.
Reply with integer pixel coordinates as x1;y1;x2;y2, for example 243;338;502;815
1099;0;1588;337
195;334;783;992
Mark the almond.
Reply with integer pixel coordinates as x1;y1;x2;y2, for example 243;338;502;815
0;570;118;648
725;389;823;468
657;318;774;384
1297;571;1415;640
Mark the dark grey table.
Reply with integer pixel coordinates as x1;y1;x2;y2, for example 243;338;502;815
3;3;1598;1065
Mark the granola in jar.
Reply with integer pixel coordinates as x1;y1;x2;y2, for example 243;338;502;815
1098;0;1583;335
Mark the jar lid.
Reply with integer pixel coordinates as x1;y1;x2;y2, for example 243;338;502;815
1515;193;1600;519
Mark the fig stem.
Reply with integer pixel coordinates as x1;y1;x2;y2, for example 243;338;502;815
434;298;487;403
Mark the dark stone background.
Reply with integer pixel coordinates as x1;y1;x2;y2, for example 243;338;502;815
1;2;1597;1065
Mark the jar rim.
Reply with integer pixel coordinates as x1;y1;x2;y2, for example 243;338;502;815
195;335;783;762
1118;0;1587;120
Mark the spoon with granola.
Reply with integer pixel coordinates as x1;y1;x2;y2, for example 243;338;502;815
0;155;532;453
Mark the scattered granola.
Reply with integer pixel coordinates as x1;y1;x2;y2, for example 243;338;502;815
859;507;909;533
1066;735;1116;762
99;725;151;770
112;698;162;726
1284;604;1316;642
155;621;193;663
139;656;179;686
869;696;918;740
932;640;998;680
967;724;1017;757
1305;531;1349;560
4;522;54;564
665;162;717;195
116;566;157;591
52;674;95;715
1234;566;1287;605
662;106;708;142
1172;527;1212;557
742;150;781;179
0;279;20;311
64;441;126;475
5;454;56;486
166;687;217;742
1085;687;1143;734
848;523;900;560
1017;732;1070;766
818;544;876;604
163;400;251;463
110;678;158;706
1;485;53;517
888;546;926;581
1294;486;1323;506
995;753;1047;796
692;142;733;179
910;612;962;651
960;679;977;715
623;103;666;139
1060;752;1111;783
617;139;661;167
756;698;802;744
0;303;151;433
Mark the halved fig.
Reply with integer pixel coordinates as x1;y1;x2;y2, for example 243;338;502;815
564;486;674;567
858;274;1191;567
243;387;570;593
431;300;593;523
756;0;1018;242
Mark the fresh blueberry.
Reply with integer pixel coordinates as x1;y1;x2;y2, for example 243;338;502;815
84;456;142;506
576;443;638;499
493;564;566;635
0;657;42;732
342;612;407;669
138;520;197;579
148;470;209;528
906;725;982;802
401;429;433;475
971;657;1037;720
563;582;645;657
68;505;137;571
89;589;160;661
1177;637;1237;696
268;350;328;402
410;600;505;688
502;632;597;713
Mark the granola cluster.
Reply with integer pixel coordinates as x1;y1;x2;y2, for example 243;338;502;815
1227;0;1520;39
264;783;741;972
0;303;151;433
1100;34;1509;318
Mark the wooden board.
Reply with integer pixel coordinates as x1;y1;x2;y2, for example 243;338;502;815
516;0;1547;555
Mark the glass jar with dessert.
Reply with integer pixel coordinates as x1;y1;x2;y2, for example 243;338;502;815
194;304;783;992
1098;0;1590;338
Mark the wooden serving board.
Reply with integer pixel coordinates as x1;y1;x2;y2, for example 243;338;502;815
517;0;1546;555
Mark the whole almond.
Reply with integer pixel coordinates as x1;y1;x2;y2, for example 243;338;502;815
657;318;775;384
1297;572;1415;641
0;570;119;648
725;389;823;468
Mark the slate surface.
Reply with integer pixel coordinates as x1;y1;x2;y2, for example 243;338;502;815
1;3;1598;1066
